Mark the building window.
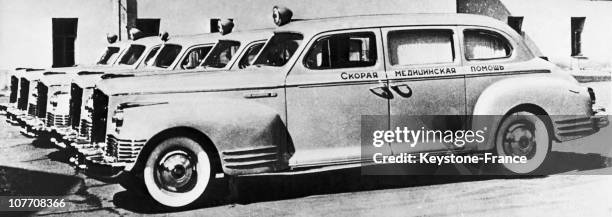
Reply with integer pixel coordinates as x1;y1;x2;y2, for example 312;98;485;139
571;17;586;57
507;16;524;35
136;18;160;37
52;18;78;67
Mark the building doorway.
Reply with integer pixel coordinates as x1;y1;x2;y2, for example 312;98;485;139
52;18;78;67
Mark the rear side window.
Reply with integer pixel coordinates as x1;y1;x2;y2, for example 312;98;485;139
180;46;212;69
464;29;512;60
304;32;377;69
119;45;146;65
387;29;454;66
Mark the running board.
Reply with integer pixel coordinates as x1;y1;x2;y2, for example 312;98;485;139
238;149;479;177
238;162;365;176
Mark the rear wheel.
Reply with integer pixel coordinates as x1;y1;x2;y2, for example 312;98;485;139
143;137;215;208
494;111;551;175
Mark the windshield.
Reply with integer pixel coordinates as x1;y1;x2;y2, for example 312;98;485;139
201;40;240;68
97;46;120;65
253;33;303;67
153;44;182;68
119;44;146;65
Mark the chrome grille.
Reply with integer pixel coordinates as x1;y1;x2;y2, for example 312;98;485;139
69;83;83;130
9;76;18;103
79;119;92;140
106;135;145;163
46;112;54;127
36;83;48;118
17;78;29;110
27;103;36;116
91;89;108;143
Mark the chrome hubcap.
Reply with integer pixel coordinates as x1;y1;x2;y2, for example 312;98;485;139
503;122;536;159
155;150;197;192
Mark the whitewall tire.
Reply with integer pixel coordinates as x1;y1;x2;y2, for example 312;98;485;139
495;111;551;174
143;137;213;207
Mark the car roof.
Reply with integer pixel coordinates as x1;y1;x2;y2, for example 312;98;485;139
163;32;222;47
276;13;516;37
130;35;163;46
220;28;274;43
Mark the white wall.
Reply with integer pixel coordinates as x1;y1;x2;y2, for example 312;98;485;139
0;0;117;70
501;0;612;69
137;0;456;34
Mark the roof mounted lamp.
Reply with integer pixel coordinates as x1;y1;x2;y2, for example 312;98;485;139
129;28;144;40
106;33;118;44
218;19;234;35
273;6;293;26
160;31;170;42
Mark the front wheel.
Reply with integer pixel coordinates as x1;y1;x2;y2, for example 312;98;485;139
143;137;215;208
494;111;551;175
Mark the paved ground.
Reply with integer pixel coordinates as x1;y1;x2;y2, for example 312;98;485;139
0;81;610;217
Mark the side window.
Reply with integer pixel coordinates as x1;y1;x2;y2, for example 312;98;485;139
304;32;376;70
238;42;265;69
142;46;160;66
464;29;512;60
388;29;454;66
181;46;212;69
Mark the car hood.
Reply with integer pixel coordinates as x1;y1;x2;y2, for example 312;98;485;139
72;66;226;89
38;65;136;87
98;66;286;96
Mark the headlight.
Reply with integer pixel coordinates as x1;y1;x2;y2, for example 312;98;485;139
111;108;124;133
49;94;58;107
85;97;93;112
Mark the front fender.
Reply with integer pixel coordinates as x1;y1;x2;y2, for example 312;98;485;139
115;98;291;175
471;75;592;150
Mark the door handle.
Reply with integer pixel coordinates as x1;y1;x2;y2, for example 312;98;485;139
391;84;412;98
244;92;278;98
369;86;393;99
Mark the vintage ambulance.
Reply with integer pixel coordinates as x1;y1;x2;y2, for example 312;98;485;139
48;29;270;150
65;29;271;159
76;9;608;208
8;35;163;133
24;32;222;141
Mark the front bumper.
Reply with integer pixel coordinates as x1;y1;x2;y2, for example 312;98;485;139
5;107;25;125
67;141;127;178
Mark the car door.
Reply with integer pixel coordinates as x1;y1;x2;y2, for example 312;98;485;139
285;29;392;166
382;26;467;154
